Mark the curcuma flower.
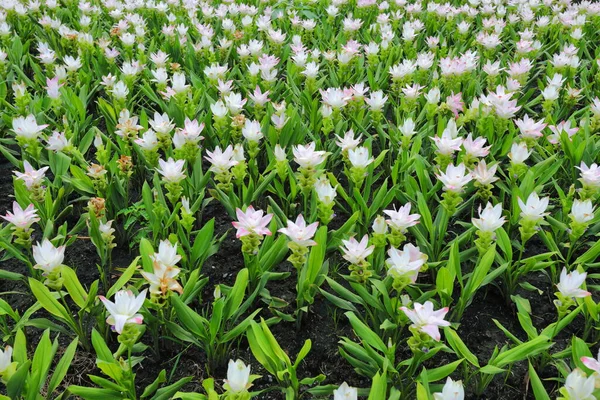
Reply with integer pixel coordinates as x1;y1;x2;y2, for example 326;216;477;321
2;202;39;230
560;369;595;400
99;289;147;334
278;214;319;247
14;160;48;190
0;346;14;376
557;268;590;299
33;238;65;274
433;377;464;400
340;235;374;265
293;142;328;169
157;158;186;183
333;382;358;400
400;301;450;341
387;243;426;286
232;206;273;238
436;163;472;192
581;351;600;373
384;204;421;233
472;203;505;232
12;114;48;140
224;359;252;393
518;192;549;222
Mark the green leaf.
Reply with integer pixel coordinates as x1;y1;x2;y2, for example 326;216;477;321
444;328;479;367
528;362;550;400
107;257;140;298
29;278;73;324
47;337;79;397
61;266;87;309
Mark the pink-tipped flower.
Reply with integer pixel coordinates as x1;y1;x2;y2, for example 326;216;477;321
400;301;450;341
293;142;328;169
581;351;600;373
384;204;420;232
278;214;319;247
14;161;48;189
205;145;239;174
232;206;273;238
387;243;426;283
2;202;39;229
99;289;147;334
340;235;374;265
557;268;590;299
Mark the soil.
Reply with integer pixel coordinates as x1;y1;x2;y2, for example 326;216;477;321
0;155;588;399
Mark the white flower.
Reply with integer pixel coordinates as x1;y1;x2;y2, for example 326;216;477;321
99;289;147;334
399;118;416;138
577;162;600;188
433;377;464;400
0;345;12;374
14;161;48;189
12;115;48;140
557;268;590;299
436;164;472;192
151;240;182;269
1;202;39;230
562;369;595;400
157;158;186;183
462;134;490;158
372;216;387;235
400;301;450;341
149;112;175;135
33;239;65;274
293;142;327;168
384;204;420;232
205;145;238;174
333;382;357;400
135;130;159;151
335;130;361;152
387;243;426;283
518;192;549;221
224;359;251;393
224;92;247;115
242;119;263;142
472;203;505;232
46;131;70;152
364;90;388;111
278;214;319;247
340;235;374;265
508;142;531;164
111;81;129;99
471;161;498;185
348;146;373;168
274;145;287;162
570;200;595;224
315;178;337;205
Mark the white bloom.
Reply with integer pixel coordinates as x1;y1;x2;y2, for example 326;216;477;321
333;382;357;400
570;199;595;224
99;289;147;334
340;235;374;265
293;142;327;168
433;377;464;400
562;369;595;400
436;164;472;192
518;192;549;221
348;146;373;168
472;203;505;232
225;360;251;393
33;239;65;274
157;158;186;183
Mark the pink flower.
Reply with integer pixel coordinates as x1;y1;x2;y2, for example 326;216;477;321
581;351;600;373
14;161;49;189
400;301;450;341
278;214;319;247
384;204;420;232
232;206;273;238
445;92;464;118
2;202;39;229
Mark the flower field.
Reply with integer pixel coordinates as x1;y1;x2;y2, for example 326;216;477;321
1;0;600;398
